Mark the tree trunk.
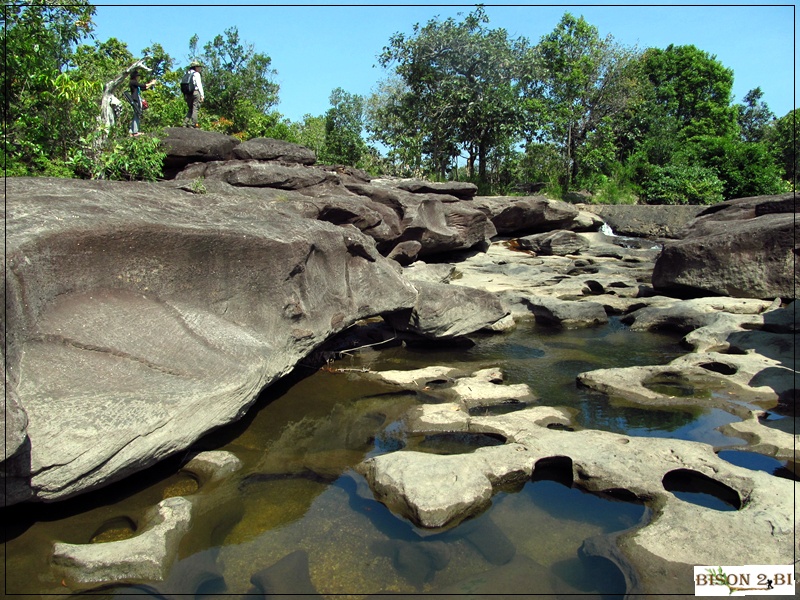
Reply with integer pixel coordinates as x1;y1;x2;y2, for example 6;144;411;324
478;141;487;185
561;125;573;196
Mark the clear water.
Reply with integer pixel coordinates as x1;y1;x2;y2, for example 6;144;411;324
1;317;759;597
717;449;799;481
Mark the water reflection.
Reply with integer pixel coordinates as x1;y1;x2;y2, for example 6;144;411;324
1;317;752;596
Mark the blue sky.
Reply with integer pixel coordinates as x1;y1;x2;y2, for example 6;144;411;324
90;2;796;124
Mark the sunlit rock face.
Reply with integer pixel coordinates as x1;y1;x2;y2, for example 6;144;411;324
652;193;798;299
3;176;418;505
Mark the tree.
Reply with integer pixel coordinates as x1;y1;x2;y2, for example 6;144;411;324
736;87;775;143
322;87;368;166
2;0;96;172
291;114;327;159
193;27;279;135
526;13;640;194
377;6;528;183
640;44;738;140
764;108;798;187
366;76;425;177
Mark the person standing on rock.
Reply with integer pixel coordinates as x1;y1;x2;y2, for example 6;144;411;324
126;69;156;136
181;61;205;128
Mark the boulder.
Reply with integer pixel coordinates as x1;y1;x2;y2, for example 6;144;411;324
385;280;509;339
159;127;240;179
371;177;478;200
522;297;609;328
515;230;590;256
402;262;456;284
344;182;496;256
311;194;404;247
231;137;316;165
387;240;423;265
3;177;418;504
583;204;705;239
175;159;341;192
472;196;579;235
652;193;799;299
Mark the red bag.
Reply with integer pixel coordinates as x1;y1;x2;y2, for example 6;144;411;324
141;98;149;110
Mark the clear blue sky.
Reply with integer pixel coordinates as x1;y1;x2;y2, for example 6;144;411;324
90;2;796;124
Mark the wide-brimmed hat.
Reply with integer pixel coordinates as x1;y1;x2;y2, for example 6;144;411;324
189;60;203;69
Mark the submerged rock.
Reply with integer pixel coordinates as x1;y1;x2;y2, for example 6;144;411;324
52;496;193;584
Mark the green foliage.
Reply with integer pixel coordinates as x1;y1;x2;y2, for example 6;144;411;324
3;2;789;204
194;27;280;135
291;114;328;159
764;109;798;187
321;88;369;166
683;135;785;199
377;6;528;182
527;13;641;194
2;1;97;170
640;44;738;139
736;87;775;143
640;164;724;205
190;177;207;194
69;133;165;181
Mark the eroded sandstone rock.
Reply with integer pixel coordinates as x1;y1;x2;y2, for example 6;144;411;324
231;137;316;164
3;177;418;504
52;496;193;584
652;193;798;299
472;196;580;235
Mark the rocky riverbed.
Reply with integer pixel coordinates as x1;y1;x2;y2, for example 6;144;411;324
2;130;797;597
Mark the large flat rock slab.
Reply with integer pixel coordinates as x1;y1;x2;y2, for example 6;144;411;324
3;177;418;504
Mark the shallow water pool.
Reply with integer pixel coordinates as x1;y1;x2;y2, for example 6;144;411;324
1;317;763;597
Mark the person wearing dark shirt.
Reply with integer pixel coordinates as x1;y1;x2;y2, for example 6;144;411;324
128;69;156;136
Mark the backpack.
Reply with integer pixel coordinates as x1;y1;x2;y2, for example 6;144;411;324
180;70;195;95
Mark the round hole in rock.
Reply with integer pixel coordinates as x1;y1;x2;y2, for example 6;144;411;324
554;553;629;597
162;471;200;499
584;280;605;294
722;346;748;355
643;372;696;397
662;469;741;511
599;487;644;504
411;431;506;455
89;516;137;544
531;456;574;487
717;450;799;482
773;388;799;417
546;422;575;432
699;361;738;376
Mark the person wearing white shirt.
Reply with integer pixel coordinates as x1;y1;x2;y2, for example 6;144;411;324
181;61;205;128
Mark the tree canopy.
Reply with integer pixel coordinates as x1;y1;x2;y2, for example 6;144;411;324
3;2;793;201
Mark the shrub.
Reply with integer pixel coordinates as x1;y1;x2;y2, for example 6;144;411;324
69;133;166;181
683;135;784;199
640;164;724;205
